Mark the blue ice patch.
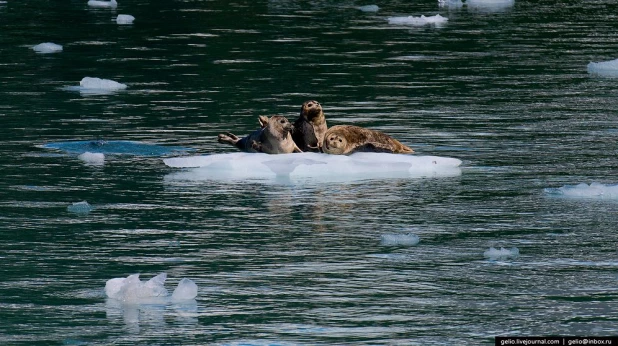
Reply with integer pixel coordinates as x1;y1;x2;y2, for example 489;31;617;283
40;140;194;156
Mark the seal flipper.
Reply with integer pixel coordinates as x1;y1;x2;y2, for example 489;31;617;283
218;132;240;146
251;140;264;153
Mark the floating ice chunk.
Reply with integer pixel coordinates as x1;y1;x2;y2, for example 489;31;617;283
380;233;420;246
171;278;198;301
164;152;462;183
116;14;135;24
78;151;105;165
106;273;198;304
484;247;519;260
80;77;127;91
144;273;169;297
63;77;128;95
387;14;448;26
544;182;618;199
88;0;117;8
587;59;618;77
67;201;92;214
32;42;63;54
105;278;126;299
106;273;167;302
358;5;379;12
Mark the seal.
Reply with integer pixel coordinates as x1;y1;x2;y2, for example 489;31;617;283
218;115;302;154
292;100;328;152
322;125;414;155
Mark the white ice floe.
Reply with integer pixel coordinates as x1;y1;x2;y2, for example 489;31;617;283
105;273;198;303
358;5;379;12
32;42;63;54
544;182;618;199
387;14;448;26
78;152;105;165
380;233;420;246
484;247;519;260
587;59;618;77
88;0;117;8
64;77;127;95
116;14;135;24
164;152;462;184
67;201;92;214
171;278;199;301
80;77;127;90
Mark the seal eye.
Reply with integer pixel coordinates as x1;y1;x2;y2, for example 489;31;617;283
338;139;342;142
280;119;285;124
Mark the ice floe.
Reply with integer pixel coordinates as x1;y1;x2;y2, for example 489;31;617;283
105;273;198;303
358;5;379;12
80;76;126;91
32;42;63;54
116;14;134;24
380;233;420;246
484;247;519;260
67;201;92;214
88;0;117;8
164;152;462;184
40;140;193;156
587;59;618;77
387;14;448;26
78;152;105;165
63;77;127;95
544;182;618;199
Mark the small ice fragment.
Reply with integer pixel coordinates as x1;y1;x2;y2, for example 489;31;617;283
171;278;198;301
544;182;618;199
387;14;448;26
116;14;135;25
67;201;92;214
79;77;127;91
32;42;63;54
587;59;618;77
144;273;169;297
87;0;117;8
78;152;105;165
105;277;126;300
484;247;519;260
380;233;420;246
358;5;379;12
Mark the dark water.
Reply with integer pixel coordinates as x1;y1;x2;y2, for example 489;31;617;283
2;0;618;344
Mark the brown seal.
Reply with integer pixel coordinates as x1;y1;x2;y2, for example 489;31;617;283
292;100;328;152
322;125;414;155
218;115;302;154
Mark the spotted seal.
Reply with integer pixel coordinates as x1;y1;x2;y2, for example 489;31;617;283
218;115;302;154
292;100;328;152
322;125;414;155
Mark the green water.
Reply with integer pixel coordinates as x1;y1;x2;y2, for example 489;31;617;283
2;0;618;344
